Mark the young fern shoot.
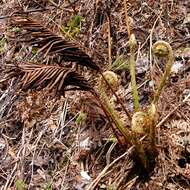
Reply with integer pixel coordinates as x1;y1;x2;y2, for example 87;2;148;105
98;71;132;144
130;40;174;169
129;34;139;112
148;41;174;156
152;41;174;104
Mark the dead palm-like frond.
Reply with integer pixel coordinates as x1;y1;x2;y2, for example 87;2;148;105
1;63;92;95
8;16;100;71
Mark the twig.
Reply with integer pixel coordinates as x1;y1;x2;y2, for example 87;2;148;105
3;162;17;190
87;135;147;190
107;15;112;66
124;0;131;37
106;142;117;165
0;8;48;19
149;15;160;89
156;92;190;128
86;146;134;190
58;98;68;140
29;127;46;188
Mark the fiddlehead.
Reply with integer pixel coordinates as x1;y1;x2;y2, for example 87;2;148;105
147;40;174;157
98;71;132;143
131;111;149;134
152;41;174;104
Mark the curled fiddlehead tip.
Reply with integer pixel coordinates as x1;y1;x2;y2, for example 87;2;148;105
152;40;172;58
131;111;149;134
101;71;119;90
131;104;157;134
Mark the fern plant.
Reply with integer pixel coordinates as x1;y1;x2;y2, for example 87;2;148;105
1;15;174;173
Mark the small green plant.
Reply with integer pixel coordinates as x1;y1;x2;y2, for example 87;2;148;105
32;47;38;55
61;15;83;37
108;184;117;190
76;111;87;125
15;179;27;190
44;183;53;190
109;55;129;72
8;26;21;33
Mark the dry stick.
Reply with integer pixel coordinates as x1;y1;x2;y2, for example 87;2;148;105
139;2;162;83
3;162;17;190
106;142;117;165
0;8;48;19
86;146;134;190
29;128;46;188
156;92;190;128
87;135;147;190
124;0;131;37
3;133;27;190
149;15;160;90
107;14;112;67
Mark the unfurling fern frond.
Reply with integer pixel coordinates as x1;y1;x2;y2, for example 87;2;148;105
1;63;92;95
8;16;100;71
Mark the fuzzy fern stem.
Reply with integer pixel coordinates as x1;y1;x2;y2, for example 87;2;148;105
148;103;157;157
129;34;139;112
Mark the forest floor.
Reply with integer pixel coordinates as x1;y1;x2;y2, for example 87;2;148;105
0;0;190;189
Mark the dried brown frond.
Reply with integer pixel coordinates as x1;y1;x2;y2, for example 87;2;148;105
1;63;92;95
8;16;100;71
